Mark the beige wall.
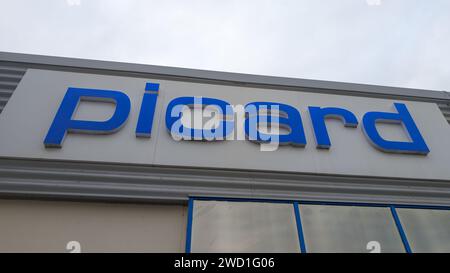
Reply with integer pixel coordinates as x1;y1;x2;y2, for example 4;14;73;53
0;199;187;252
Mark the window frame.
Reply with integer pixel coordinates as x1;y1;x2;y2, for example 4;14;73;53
185;196;450;253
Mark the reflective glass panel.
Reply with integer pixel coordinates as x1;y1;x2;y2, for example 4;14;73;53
299;204;405;253
397;208;450;253
191;201;300;253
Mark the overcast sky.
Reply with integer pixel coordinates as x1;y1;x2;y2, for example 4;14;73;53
1;0;449;91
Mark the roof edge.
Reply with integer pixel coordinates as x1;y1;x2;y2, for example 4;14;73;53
1;51;448;101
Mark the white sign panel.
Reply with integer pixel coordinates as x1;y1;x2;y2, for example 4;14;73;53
0;69;449;180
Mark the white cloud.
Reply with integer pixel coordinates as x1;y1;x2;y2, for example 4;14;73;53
66;0;81;7
366;0;382;6
0;0;449;91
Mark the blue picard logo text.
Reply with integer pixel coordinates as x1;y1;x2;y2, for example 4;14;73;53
43;83;430;155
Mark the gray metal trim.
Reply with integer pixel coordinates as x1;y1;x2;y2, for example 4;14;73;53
0;63;26;114
1;51;449;102
1;158;450;206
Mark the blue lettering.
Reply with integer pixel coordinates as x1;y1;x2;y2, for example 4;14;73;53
309;106;358;149
44;83;430;156
135;82;159;137
165;96;234;140
44;87;131;148
244;102;306;146
362;103;429;154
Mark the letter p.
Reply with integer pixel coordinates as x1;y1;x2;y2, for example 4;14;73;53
44;87;131;148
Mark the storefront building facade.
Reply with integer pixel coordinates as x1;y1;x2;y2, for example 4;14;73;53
0;52;449;252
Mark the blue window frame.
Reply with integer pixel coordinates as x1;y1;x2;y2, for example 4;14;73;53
185;197;450;253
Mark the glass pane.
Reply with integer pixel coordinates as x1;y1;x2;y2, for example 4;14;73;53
397;208;450;253
299;204;405;253
190;200;300;253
